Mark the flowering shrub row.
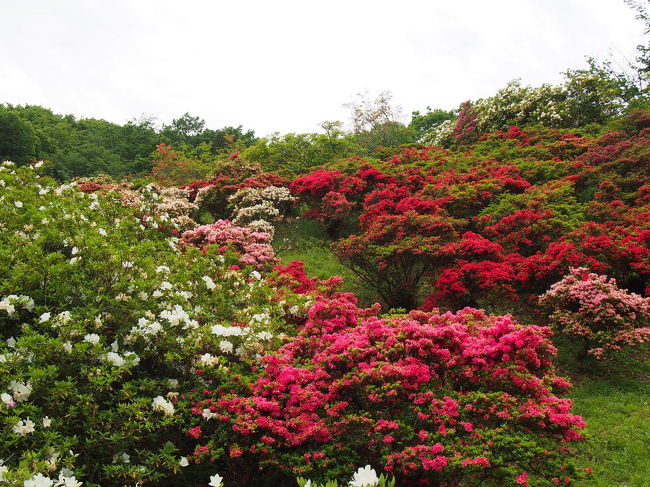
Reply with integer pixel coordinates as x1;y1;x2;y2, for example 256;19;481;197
289;114;650;317
1;161;594;486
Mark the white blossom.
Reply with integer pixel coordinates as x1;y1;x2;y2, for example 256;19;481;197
1;392;15;407
12;418;36;436
208;474;223;487
58;311;72;324
9;380;32;402
56;472;82;487
24;473;54;487
152;396;175;416
198;353;219;367
202;408;217;420
211;324;245;337
349;465;379;487
202;275;216;290
83;334;100;345
256;331;273;341
104;352;126;368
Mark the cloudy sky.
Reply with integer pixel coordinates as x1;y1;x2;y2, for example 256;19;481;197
0;0;645;135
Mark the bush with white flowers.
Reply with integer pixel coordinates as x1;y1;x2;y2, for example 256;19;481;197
0;162;308;486
228;186;296;238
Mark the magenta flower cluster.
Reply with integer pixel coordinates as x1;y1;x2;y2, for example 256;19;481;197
180;220;277;268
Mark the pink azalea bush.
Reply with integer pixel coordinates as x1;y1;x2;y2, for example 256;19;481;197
180;219;278;268
190;296;585;486
540;267;650;359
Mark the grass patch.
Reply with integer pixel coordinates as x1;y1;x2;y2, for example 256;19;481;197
274;218;380;307
560;352;650;486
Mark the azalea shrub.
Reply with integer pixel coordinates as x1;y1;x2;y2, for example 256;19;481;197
289;114;650;312
193;298;586;486
289;164;394;239
228;185;296;238
179;220;278;269
540;267;650;360
0;162;306;486
76;176;199;230
183;156;285;222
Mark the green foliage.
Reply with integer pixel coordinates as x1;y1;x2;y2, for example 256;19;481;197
562;59;633;126
0;105;257;181
480;180;586;231
242;125;362;177
159;114;256;154
344;91;417;154
150;143;216;185
0;110;38;163
409;107;456;140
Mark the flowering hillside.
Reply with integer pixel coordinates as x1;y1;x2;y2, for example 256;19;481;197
0;160;595;486
290;113;650;319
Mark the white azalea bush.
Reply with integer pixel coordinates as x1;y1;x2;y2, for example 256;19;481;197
76;177;199;231
0;162;308;486
228;186;296;238
422;80;576;147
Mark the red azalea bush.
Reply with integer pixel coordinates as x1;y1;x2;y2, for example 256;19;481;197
334;211;464;309
197;299;585;486
179;219;277;268
289;116;650;311
540;267;650;359
290;164;396;238
272;260;344;298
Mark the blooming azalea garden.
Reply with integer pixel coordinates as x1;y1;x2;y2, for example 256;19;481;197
1;105;649;487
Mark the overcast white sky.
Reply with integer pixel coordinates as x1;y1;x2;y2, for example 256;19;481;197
0;0;645;136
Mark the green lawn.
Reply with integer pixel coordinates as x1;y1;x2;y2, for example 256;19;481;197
567;355;650;487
